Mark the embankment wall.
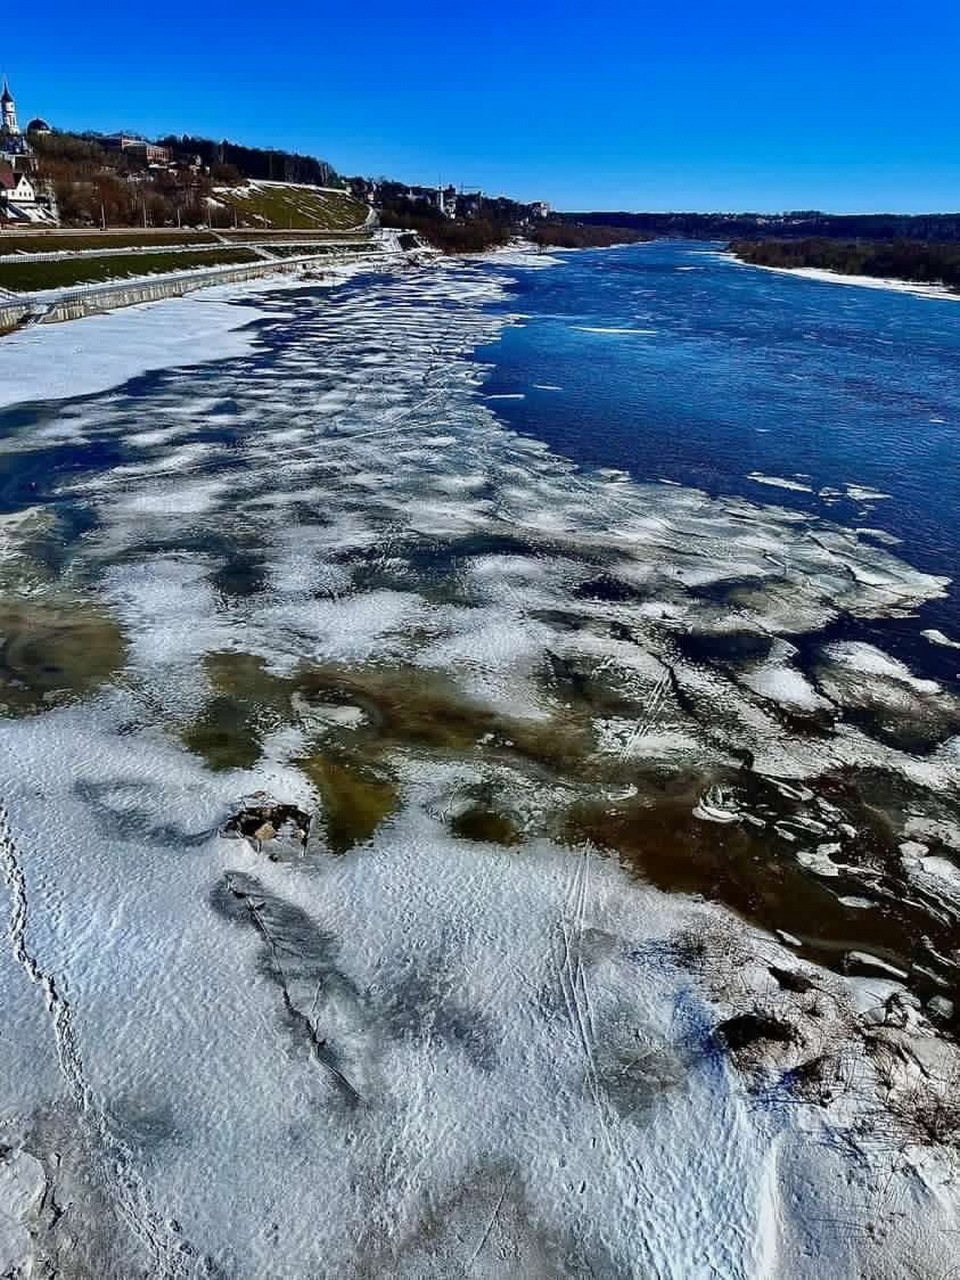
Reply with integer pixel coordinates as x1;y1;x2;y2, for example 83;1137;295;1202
0;247;397;331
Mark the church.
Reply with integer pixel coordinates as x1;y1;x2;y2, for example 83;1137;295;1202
0;76;59;224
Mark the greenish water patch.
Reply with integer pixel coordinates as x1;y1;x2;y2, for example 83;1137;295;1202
180;652;293;771
446;780;523;846
449;806;521;846
182;697;263;772
207;651;292;707
0;602;126;715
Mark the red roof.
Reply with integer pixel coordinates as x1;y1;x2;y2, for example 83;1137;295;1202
0;167;16;190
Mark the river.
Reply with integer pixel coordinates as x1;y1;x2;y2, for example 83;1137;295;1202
0;243;957;1278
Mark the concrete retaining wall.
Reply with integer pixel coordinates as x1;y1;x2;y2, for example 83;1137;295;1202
0;246;399;331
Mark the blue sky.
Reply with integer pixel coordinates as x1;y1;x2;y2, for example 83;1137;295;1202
9;0;960;212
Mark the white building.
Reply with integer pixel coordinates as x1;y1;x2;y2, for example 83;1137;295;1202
0;78;58;223
0;166;58;224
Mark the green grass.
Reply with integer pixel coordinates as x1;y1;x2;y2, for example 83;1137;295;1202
213;183;367;231
0;248;260;292
0;230;219;254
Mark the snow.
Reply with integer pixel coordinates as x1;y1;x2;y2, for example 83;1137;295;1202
820;640;943;693
923;627;960;650
0;294;271;410
0;260;376;412
739;640;832;712
747;472;814;493
844;483;891;502
0;1151;45;1275
731;254;960;301
1;251;959;1277
573;325;658;335
2;698;958;1278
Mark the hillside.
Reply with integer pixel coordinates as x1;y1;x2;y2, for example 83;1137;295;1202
209;182;367;231
23;130;352;231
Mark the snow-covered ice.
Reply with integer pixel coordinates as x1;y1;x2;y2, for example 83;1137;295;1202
0;253;959;1278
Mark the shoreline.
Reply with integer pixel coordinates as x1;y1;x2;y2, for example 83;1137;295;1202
0;239;562;414
0;256;402;412
725;250;960;301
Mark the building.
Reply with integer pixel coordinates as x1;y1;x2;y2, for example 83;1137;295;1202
0;76;34;170
0;78;58;223
0;164;58;224
1;78;18;135
103;135;172;165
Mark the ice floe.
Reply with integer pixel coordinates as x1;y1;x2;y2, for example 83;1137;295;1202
747;472;814;493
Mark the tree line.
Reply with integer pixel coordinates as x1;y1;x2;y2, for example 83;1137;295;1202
157;136;339;188
531;223;650;249
29;131;211;226
379;199;511;254
379;196;648;255
730;237;960;288
564;210;960;244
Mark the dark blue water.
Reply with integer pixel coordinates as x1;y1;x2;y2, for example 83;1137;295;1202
478;239;960;676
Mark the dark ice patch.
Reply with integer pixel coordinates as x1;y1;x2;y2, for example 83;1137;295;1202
373;966;500;1073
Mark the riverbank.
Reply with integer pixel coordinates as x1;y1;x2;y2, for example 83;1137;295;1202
0;240;549;410
0;256;392;410
727;247;960;301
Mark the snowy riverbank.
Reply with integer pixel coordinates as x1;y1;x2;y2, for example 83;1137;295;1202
0;259;381;411
727;251;960;301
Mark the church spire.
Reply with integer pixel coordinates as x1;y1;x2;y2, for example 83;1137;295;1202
1;76;19;135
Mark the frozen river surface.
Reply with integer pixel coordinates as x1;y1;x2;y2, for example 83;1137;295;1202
0;246;958;1277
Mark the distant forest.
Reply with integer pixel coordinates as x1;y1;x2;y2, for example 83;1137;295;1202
564;210;960;243
730;238;960;289
531;223;652;249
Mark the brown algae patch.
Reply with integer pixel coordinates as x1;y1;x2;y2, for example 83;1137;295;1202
564;768;959;993
0;601;126;715
295;663;592;775
295;753;399;854
184;653;643;784
180;652;960;1008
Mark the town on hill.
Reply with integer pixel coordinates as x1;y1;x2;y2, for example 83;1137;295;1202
0;74;594;255
5;71;960;296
